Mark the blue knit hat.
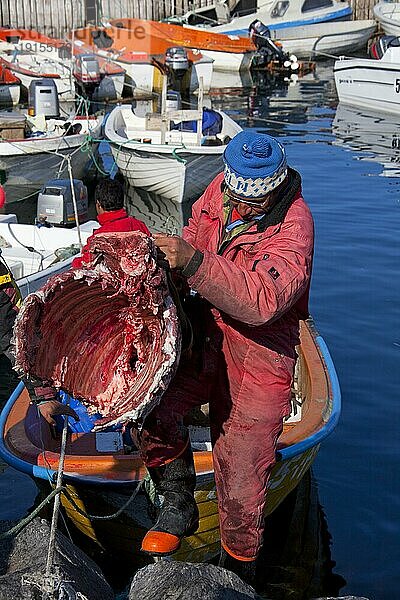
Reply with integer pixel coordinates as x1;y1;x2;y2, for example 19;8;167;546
223;131;287;199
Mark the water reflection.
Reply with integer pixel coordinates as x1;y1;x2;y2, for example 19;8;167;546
125;185;194;234
258;471;346;600
332;102;400;178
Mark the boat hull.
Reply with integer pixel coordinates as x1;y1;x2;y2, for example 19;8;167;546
334;57;400;115
186;2;352;36
199;49;252;72
270;20;376;59
373;2;400;36
110;144;224;204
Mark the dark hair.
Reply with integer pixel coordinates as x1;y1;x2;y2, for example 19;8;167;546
95;178;124;211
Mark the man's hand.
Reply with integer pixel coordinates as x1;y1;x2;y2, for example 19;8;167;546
154;234;196;270
38;400;80;427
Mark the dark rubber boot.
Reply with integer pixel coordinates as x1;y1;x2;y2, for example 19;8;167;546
141;442;199;556
219;548;257;588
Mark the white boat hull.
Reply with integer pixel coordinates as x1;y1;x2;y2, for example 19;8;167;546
110;145;224;204
271;19;376;59
105;104;242;203
191;58;213;92
0;82;20;105
334;50;400;115
199;49;252;72
0;220;98;297
184;0;351;36
373;2;400;36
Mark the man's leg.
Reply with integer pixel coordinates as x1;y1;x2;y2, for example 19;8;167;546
137;336;222;555
210;337;293;579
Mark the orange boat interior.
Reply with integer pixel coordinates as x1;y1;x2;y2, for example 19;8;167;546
3;320;331;483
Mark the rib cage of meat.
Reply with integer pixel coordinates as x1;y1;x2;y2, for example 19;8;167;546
13;231;181;430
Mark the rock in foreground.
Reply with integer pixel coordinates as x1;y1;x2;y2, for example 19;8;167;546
129;560;262;599
0;517;113;600
129;561;370;600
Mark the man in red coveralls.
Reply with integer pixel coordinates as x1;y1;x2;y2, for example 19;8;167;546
138;131;314;586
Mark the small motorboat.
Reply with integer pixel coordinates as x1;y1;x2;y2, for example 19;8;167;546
0;28;126;101
373;1;400;36
0;317;340;564
334;36;400;115
165;0;352;35
0;60;20;105
269;19;376;59
104;99;242;203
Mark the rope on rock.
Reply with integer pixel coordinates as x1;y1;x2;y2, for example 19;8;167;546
43;402;69;598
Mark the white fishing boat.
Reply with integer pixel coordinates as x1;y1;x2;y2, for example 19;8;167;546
0;214;99;297
168;0;352;35
0;51;74;101
105;93;242;204
332;102;400;178
333;41;400;115
373;1;400;36
0;29;126;102
270;19;376;58
0;112;103;204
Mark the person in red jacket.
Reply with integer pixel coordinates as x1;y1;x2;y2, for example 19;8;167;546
137;131;314;587
71;178;150;269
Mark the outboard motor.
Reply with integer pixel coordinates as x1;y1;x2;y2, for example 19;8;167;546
74;54;101;85
249;20;286;63
369;35;400;59
37;178;88;226
165;47;190;78
28;79;60;118
166;90;182;111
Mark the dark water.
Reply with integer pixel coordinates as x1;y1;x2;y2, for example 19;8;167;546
1;61;400;599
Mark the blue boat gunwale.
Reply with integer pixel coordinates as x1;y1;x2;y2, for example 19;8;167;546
0;322;341;486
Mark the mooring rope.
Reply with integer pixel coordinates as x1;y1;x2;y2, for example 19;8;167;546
43;402;69;598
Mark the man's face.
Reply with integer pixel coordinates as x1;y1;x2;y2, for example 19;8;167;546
225;188;278;221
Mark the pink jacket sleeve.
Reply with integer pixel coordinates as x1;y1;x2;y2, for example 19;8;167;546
184;201;314;327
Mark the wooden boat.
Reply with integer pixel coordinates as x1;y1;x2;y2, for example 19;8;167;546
104;100;242;203
166;0;352;35
270;19;376;59
334;42;400;116
0;318;340;564
0;60;20;105
0;112;103;204
72;30;214;95
0;28;126;101
0;215;99;297
373;2;400;36
74;20;255;73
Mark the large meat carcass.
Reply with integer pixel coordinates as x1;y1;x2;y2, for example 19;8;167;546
13;231;181;430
